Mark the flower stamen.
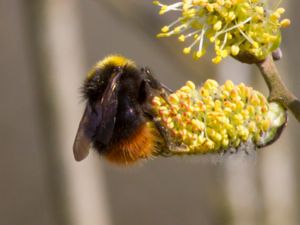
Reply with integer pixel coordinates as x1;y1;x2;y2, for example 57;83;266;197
155;0;289;63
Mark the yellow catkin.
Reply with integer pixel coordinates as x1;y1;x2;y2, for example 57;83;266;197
152;80;286;154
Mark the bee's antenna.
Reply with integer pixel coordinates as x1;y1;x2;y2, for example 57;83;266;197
160;82;173;93
141;66;173;93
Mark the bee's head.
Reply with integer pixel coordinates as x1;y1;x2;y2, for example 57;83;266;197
82;55;138;102
87;54;136;80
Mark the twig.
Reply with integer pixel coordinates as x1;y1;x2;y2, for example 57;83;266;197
256;55;300;122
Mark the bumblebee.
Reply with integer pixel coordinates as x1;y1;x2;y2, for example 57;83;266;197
73;55;170;164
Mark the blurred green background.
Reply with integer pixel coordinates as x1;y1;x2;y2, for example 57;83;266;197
1;0;300;225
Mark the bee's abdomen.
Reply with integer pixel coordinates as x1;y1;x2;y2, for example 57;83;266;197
104;122;157;164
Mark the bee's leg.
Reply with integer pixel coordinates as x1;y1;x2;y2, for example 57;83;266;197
143;111;175;156
145;111;191;155
138;79;169;155
159;89;171;106
140;79;189;155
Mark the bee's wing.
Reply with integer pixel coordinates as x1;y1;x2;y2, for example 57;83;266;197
73;71;122;161
73;104;96;161
94;70;122;145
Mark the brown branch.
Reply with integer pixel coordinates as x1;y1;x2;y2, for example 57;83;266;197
256;55;300;122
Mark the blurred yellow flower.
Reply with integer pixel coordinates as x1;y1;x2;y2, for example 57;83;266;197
154;0;290;63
